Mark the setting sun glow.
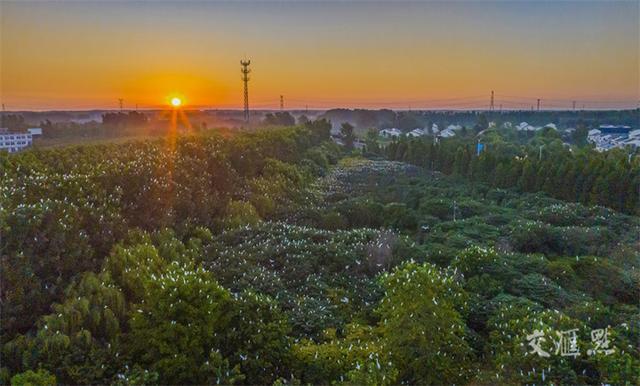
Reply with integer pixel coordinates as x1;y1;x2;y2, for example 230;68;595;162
171;97;182;107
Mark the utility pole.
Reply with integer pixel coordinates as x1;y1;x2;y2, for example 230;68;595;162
537;98;541;111
452;200;458;222
280;95;284;111
240;59;251;122
573;101;576;111
118;98;124;111
490;90;494;111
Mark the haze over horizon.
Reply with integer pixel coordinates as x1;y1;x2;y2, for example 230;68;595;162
1;1;638;111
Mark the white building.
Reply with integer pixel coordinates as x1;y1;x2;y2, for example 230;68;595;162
588;126;639;151
516;122;538;131
439;128;456;138
379;128;402;138
0;132;33;153
588;129;601;137
406;128;425;137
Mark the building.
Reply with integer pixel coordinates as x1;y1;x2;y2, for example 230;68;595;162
439;128;456;138
0;132;33;153
516;122;537;131
0;127;40;153
379;128;402;138
588;125;638;151
406;128;425;137
588;129;601;137
598;125;631;135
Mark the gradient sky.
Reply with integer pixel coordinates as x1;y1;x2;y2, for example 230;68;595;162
1;1;638;110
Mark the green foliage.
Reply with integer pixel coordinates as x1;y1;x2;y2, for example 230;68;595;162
10;369;56;386
264;112;296;126
225;291;291;384
340;122;356;151
2;125;639;384
378;262;473;384
127;263;234;384
292;324;395;385
385;132;640;215
222;200;260;229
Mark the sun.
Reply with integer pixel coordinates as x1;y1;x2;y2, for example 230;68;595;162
171;97;182;107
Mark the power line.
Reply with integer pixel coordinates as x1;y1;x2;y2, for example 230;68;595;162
240;59;251;122
250;93;637;111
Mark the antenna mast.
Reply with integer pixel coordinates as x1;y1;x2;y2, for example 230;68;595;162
240;59;251;122
490;90;494;111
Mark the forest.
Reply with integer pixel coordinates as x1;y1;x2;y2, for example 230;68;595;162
0;120;638;385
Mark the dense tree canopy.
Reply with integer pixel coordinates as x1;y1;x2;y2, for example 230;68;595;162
1;121;638;384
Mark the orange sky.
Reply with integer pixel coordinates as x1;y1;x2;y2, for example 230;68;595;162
1;1;638;110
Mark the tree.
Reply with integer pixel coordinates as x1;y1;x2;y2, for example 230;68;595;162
127;263;239;385
222;200;260;229
297;115;310;125
264;112;296;126
305;118;332;144
364;129;381;155
225;291;291;384
10;369;56;386
377;262;473;384
573;123;589;146
340;122;356;150
474;113;489;133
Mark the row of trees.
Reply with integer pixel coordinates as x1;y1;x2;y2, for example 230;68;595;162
321;108;639;132
101;111;149;127
380;130;639;214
